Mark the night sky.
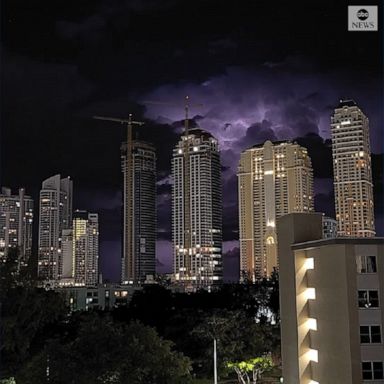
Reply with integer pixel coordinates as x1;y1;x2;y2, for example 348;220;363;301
1;0;383;282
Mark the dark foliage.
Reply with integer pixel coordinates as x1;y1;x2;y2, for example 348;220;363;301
1;254;280;382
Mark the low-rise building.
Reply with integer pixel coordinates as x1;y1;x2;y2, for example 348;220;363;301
278;212;384;383
56;284;142;311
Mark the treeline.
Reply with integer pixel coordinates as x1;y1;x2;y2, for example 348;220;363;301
0;249;280;383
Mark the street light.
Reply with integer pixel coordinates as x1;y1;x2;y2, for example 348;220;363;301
213;338;218;384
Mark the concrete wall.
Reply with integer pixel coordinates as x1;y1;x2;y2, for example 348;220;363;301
277;212;323;383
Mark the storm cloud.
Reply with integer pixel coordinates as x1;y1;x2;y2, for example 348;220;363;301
2;0;382;280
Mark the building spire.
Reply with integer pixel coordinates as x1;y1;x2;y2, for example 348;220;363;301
184;95;190;136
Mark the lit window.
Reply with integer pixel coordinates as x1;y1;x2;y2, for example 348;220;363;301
307;318;317;331
308;349;318;362
305;288;316;300
304;258;314;270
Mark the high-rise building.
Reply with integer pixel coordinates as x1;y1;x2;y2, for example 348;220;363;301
278;212;384;383
121;140;156;283
0;187;33;267
322;215;337;239
72;210;99;286
60;211;99;286
331;99;375;237
38;174;73;281
61;228;73;280
238;140;314;280
172;128;222;286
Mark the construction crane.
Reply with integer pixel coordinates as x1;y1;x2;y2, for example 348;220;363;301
143;97;203;285
93;114;144;282
143;95;203;136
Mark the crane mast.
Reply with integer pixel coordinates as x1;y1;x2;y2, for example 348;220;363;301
93;114;144;282
143;97;202;283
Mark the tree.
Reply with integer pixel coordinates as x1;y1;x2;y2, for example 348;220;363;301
0;286;67;377
226;356;273;384
0;247;68;378
190;310;274;378
0;248;19;300
17;314;192;384
0;378;16;384
126;285;174;333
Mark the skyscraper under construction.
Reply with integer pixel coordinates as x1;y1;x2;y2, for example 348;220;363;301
121;140;156;283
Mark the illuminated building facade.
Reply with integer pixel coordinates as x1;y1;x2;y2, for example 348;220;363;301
172;128;222;286
331;100;375;237
121;140;156;283
72;210;99;286
0;187;33;267
238;140;314;280
38;174;73;281
278;213;384;383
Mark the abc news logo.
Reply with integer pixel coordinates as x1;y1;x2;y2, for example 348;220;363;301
357;9;369;20
348;6;378;31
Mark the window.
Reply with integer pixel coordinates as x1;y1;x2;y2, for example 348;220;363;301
360;325;382;343
362;361;384;380
357;256;377;273
358;290;380;308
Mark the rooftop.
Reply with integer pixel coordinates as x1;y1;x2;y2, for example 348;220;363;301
248;139;296;150
183;127;215;140
337;99;357;108
292;237;384;250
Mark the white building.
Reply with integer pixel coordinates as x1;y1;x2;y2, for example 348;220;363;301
38;174;73;281
238;141;314;280
172;128;222;286
0;187;33;267
331;99;375;237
